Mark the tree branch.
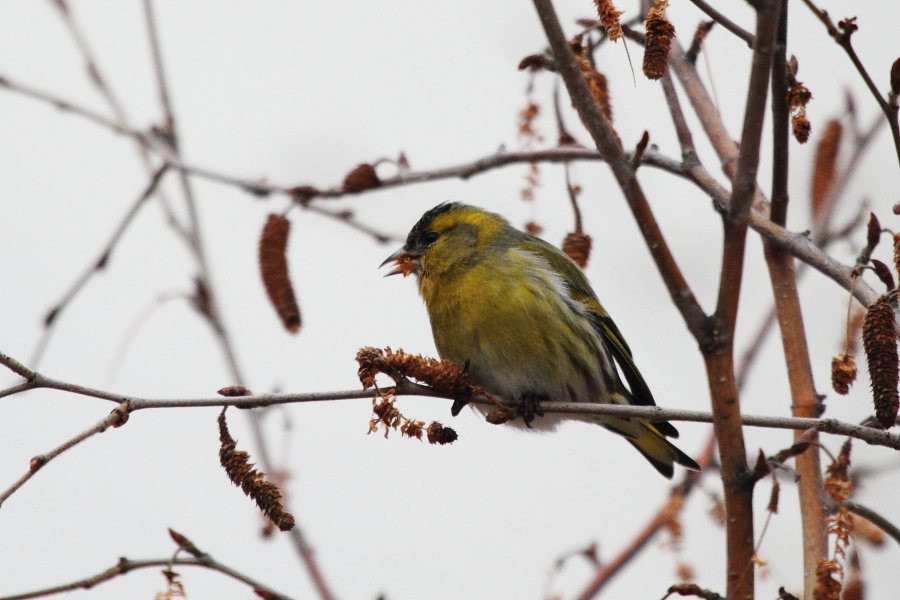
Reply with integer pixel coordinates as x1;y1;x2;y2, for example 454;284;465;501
763;6;829;598
28;164;170;368
0;404;127;508
686;0;755;47
799;0;900;168
530;0;712;346
0;554;291;600
706;4;782;597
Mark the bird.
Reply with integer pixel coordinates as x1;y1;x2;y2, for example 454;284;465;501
381;202;700;478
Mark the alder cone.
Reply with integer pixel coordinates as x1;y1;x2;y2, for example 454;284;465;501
862;296;899;428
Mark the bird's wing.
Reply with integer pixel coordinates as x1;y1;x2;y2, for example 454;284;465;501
518;236;680;438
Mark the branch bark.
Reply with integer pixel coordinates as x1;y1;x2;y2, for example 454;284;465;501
764;5;828;598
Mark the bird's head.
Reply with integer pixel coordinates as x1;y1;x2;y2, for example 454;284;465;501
381;202;510;280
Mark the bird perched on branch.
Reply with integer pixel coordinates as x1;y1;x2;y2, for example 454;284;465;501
381;202;699;478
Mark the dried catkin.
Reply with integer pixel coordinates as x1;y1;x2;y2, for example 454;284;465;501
218;411;295;531
830;353;856;395
810;120;842;220
259;214;301;333
890;57;900;101
893;233;900;280
786;61;813;144
562;232;593;268
342;163;380;193
571;42;613;124
593;0;624;42
862;296;899;428
643;2;675;80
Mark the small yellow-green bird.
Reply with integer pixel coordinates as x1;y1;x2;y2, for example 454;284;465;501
382;202;699;478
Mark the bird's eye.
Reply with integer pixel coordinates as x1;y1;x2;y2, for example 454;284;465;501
423;231;440;245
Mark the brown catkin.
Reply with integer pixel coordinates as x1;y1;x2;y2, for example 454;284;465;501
259;214;301;333
787;73;813;144
890;57;900;100
643;2;675;80
593;0;624;42
894;233;900;279
685;20;714;64
572;43;613;124
810;120;843;220
792;114;811;144
562;232;593;268
862;296;899;428
831;353;857;395
218;412;295;531
342;163;380;193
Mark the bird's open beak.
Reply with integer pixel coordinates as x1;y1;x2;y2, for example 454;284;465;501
380;247;421;277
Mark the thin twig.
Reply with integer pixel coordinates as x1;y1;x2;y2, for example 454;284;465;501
0;70;884;306
49;0;188;237
660;71;698;166
0;554;292;600
142;5;339;597
685;0;755;47
575;432;717;599
843;500;900;546
799;0;900;168
28;164;170;368
2;353;899;449
0;405;126;508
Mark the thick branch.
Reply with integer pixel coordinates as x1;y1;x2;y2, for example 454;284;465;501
764;5;828;598
707;4;782;598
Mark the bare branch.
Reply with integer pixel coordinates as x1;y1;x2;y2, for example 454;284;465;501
799;0;900;168
531;0;712;347
843;500;900;546
0;404;127;508
765;8;830;596
0;554;291;600
686;0;755;47
28;164;170;368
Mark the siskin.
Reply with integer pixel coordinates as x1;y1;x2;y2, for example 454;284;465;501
382;203;699;478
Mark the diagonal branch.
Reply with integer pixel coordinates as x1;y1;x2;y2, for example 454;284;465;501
799;0;900;168
0;404;127;508
28;164;170;368
530;0;712;346
686;0;755;47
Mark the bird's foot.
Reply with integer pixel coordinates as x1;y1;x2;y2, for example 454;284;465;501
517;393;547;429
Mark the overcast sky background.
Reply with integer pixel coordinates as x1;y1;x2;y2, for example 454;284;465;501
1;1;899;599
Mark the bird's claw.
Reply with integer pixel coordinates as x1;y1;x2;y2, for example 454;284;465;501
517;393;546;428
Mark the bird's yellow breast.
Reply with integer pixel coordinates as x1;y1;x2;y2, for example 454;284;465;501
418;247;610;404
